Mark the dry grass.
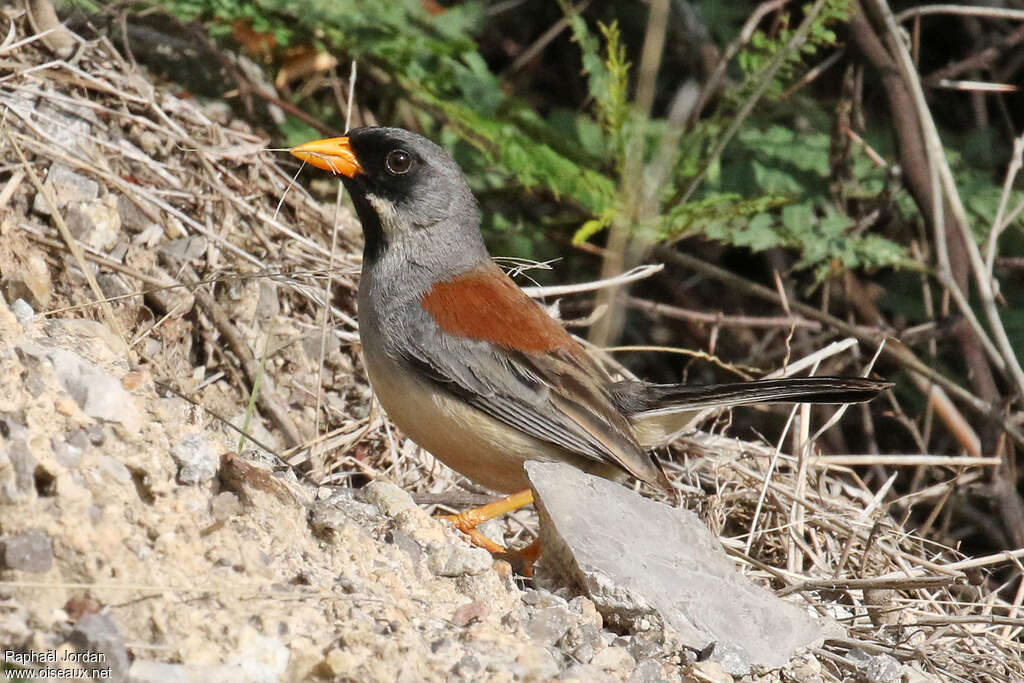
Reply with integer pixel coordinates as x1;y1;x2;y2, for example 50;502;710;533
1;7;1021;681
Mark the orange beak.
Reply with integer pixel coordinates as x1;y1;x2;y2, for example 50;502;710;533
290;137;362;177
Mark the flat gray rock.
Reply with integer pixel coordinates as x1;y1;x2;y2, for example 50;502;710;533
526;461;840;675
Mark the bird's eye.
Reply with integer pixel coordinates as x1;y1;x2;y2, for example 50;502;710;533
385;149;413;175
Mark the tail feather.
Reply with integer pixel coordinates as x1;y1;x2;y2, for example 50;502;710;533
614;376;892;448
618;376;891;417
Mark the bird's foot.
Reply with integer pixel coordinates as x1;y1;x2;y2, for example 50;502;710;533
440;488;539;575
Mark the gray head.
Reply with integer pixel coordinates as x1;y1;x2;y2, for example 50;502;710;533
292;127;486;265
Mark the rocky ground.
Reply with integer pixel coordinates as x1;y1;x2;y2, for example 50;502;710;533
1;297;705;682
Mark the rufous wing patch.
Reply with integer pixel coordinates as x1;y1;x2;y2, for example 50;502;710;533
421;265;573;354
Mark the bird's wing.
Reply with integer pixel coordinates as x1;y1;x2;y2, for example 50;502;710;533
387;264;660;486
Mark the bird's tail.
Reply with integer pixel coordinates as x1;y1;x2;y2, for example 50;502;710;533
622;376;891;448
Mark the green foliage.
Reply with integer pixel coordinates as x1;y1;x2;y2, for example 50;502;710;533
663;194;791;245
561;0;908;277
157;0;993;279
278;116;323;149
563;13;631;159
733;0;850;100
709;122;913;275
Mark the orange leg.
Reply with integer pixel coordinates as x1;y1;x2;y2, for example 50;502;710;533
440;489;537;564
517;539;542;577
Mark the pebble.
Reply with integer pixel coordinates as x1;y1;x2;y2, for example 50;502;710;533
49;348;142;429
590;645;636;675
11;298;35;325
1;530;54;572
629;658;670;683
358;480;417;518
427;541;492;577
865;654;904;683
69;613;129;680
559;623;603;664
527;606;574;647
515;644;560;679
684;661;732;683
171;433;220;485
32;164;98;214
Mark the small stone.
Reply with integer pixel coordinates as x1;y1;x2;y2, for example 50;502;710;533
427;542;492;577
684;661;732;683
309;493;381;537
11;298;34;325
117;194;154;233
569;595;602;628
865;654;903;683
515;645;559;679
96;455;132;484
256;281;280;319
1;242;51;310
68;613;129;680
171;433;220;485
317;648;358;677
590;646;636;675
788;654;822;682
451;600;489;627
158;235;207;264
86;425;105;446
153;532;179;555
522;588;568;609
1;438;36;503
36;100;97;152
623;635;662;662
52;438;83;468
393;507;444;544
54;395;78;416
1;530;53;572
527;606;574;647
32;164;99;214
629;659;669;683
559;623;603;664
205;546;237;568
358;480;417;518
210;492;242;521
452;654;482;677
221;629;289;681
50;348;142;430
335;575;364;594
385;529;423;566
65;195;121;251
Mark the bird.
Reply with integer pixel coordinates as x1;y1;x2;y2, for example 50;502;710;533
291;127;890;555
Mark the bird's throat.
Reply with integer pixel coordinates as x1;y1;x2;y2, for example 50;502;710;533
345;183;388;263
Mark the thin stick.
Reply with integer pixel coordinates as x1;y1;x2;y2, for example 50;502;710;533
625;294;823;330
521;264;664;298
681;0;831;204
896;5;1024;23
313;60;357;479
655;247;1024;450
984;135;1024;276
871;0;1024;399
3;125;128;355
812;455;1001;467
